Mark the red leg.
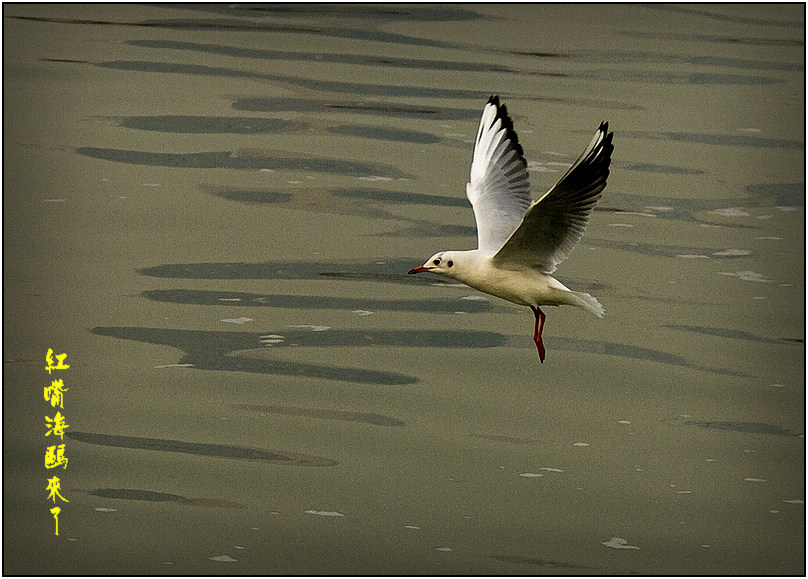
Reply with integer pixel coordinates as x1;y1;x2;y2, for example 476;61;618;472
530;306;546;363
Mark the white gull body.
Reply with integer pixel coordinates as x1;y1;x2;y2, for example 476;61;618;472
409;96;614;362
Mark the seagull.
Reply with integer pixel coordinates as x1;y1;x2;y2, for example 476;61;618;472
409;96;614;362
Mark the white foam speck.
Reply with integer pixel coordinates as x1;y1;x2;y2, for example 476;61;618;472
234;546;245;550
221;317;253;324
539;467;564;472
617;420;632;424
218;298;241;302
519;473;543;478
737;127;761;133
782;499;804;504
602;537;640;550
676;254;709;259
305;510;345;517
358;176;393;182
94;507;117;512
405;525;420;529
572;442;590;447
259;168;274;173
608;223;633;227
709;207;750;217
209;555;237;563
153;363;194;369
713;249;751;256
288;325;330;332
461;295;489;301
351;310;374;316
435;546;453;552
718;271;772;283
744;478;767;482
755;236;783;240
775;206;798;212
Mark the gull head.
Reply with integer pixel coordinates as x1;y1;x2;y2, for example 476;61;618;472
408;251;460;277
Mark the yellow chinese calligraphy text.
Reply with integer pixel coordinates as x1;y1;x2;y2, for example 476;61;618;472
50;506;62;536
44;379;68;409
44;444;69;470
46;476;69;503
45;412;70;440
45;349;70;374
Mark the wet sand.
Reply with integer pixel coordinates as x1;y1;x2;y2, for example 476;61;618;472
4;4;804;574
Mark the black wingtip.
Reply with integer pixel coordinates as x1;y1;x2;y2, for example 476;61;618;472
484;95;525;160
598;120;613;141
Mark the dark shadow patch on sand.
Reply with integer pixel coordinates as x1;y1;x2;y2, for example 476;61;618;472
216;3;481;23
745;182;805;206
326;124;440;143
76;146;412;178
113;115;440;144
234;404;404;426
233;96;479;120
137;258;456;285
100;56;487;100
685;421;800;437
470;434;535;445
87;488;245;508
664;324;802;345
620;130;802;149
331;188;469;207
204;185;469;224
128;40;560;78
142;289;493;313
551;337;750;377
624;162;704;175
643;4;803;28
68;431;337;465
114;115;306;135
618;29;804;48
90;326;506;385
491;554;591;570
211;189;293;204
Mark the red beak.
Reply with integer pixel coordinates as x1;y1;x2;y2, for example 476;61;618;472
408;265;431;274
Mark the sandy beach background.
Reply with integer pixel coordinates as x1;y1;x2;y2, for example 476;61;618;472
4;4;804;574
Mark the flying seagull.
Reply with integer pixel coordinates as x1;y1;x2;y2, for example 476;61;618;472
409;96;614;362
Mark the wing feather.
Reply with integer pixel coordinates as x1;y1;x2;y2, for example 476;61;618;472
465;96;531;254
493;122;614;273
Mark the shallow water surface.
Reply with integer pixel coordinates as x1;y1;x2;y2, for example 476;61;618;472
4;4;804;574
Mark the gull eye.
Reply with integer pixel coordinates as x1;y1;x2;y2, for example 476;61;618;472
447;260;454;267
433;259;441;266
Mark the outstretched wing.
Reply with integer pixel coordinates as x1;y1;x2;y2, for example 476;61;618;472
493;122;614;274
465;96;531;254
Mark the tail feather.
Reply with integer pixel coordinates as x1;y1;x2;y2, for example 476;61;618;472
570;291;604;318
